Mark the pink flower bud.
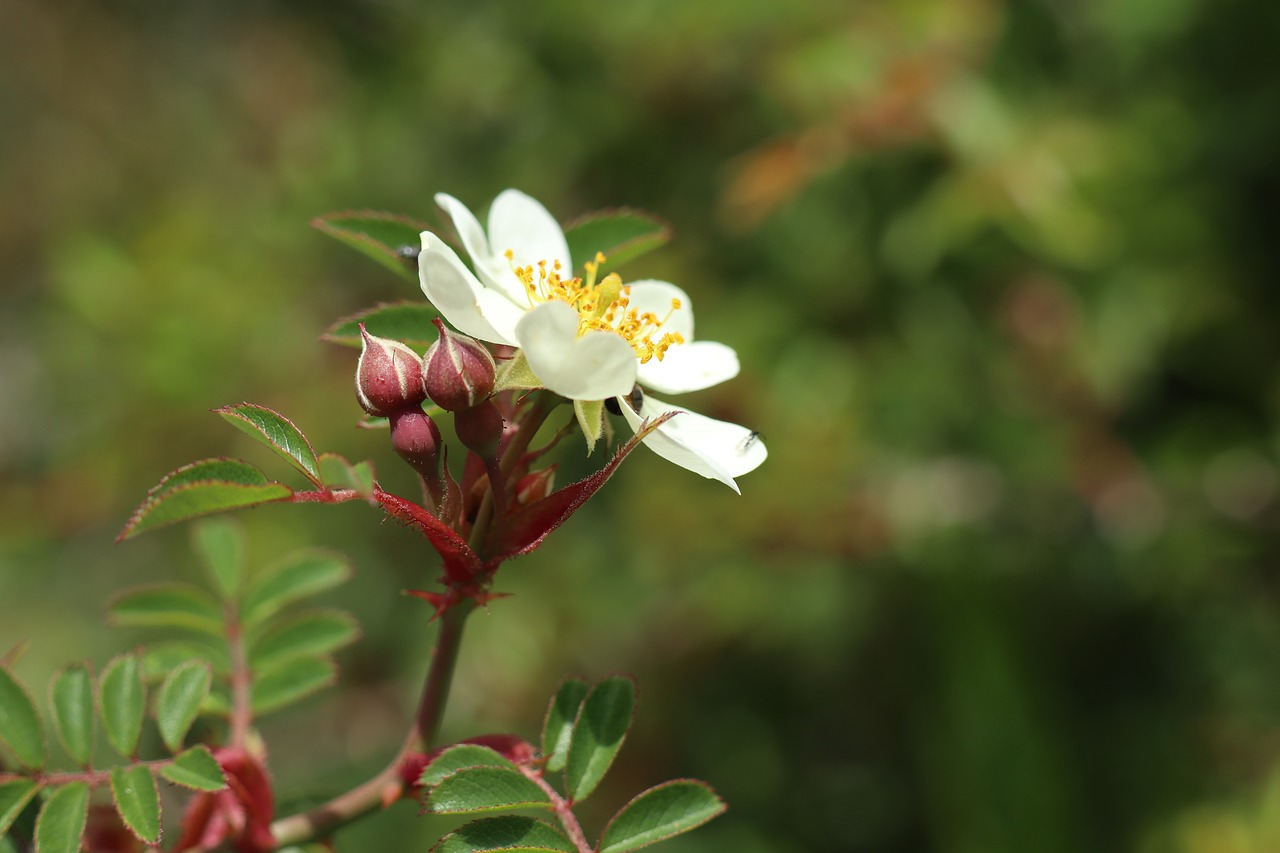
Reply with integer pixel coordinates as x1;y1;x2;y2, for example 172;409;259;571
390;409;443;481
422;318;496;412
356;326;426;417
454;399;504;458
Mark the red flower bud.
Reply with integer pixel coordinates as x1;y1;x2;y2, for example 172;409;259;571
514;466;557;506
422;318;496;411
390;409;443;481
454;399;504;458
356;326;426;417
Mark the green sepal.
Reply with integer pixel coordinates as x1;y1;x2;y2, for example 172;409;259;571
161;745;228;792
49;665;94;767
243;548;351;626
191;517;247;602
564;675;635;802
0;666;45;770
418;744;516;789
573;400;605;455
108;583;224;636
0;779;40;838
432;816;576;853
563;209;672;274
493;351;543;393
249;610;360;672
318;453;376;500
251;656;336;715
598;779;726;853
424;766;550;815
311;210;429;280
97;654;145;758
541;678;588;774
109;764;161;845
215;404;323;487
322;301;439;348
33;782;89;853
117;458;294;541
155;661;212;753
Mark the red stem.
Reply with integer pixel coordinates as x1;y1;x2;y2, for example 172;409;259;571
521;767;593;853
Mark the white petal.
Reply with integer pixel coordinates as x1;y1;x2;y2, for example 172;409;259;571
618;396;767;493
419;232;522;346
487;189;572;275
515;301;637;400
637;341;740;394
434;192;530;305
622;279;694;340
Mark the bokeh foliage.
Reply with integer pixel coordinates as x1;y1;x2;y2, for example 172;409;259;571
2;0;1280;851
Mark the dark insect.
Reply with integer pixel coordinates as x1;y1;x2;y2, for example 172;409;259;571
605;384;645;416
736;430;761;455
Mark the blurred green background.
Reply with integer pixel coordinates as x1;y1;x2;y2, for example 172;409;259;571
3;0;1280;850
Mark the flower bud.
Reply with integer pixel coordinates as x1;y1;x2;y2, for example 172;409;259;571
514;466;557;506
422;318;496;411
390;409;443;481
356;326;426;417
454;399;504;458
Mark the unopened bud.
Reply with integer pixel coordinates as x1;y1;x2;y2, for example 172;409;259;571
390;409;443;481
422;318;496;411
514;466;557;506
454;399;504;458
356;326;426;417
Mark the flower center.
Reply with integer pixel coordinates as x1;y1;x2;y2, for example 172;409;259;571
505;250;685;363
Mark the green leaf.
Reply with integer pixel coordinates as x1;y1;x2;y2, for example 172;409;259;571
160;745;227;792
433;816;576;853
0;779;40;838
317;453;376;499
49;665;93;767
541;678;588;774
565;676;635;802
0;667;45;770
311;210;429;279
215;404;323;487
598;780;726;853
98;654;145;758
155;661;212;753
243;549;351;626
249;610;359;672
201;691;231;717
192;517;247;601
33;782;88;853
108;583;225;636
419;744;515;789
322;301;439;349
118;459;294;541
109;764;161;845
425;766;550;815
141;640;229;681
563;209;672;274
251;656;336;714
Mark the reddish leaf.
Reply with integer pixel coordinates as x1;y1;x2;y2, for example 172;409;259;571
373;490;481;583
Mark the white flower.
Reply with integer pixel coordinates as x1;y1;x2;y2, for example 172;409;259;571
419;189;767;492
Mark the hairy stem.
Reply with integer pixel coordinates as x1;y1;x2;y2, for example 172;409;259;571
522;768;593;853
225;606;252;750
269;601;474;847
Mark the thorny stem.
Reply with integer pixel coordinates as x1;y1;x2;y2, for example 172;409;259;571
269;600;474;847
522;767;593;853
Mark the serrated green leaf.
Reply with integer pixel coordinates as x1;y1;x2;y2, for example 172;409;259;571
192;517;247;601
563;209;672;274
0;779;40;838
98;654;145;758
155;661;212;753
243;549;351;626
49;665;93;767
565;676;635;802
433;816;575;853
215;404;323;487
108;583;225;636
541;678;588;774
33;782;88;853
425;766;550;815
141;640;229;681
0;667;44;770
311;210;429;279
118;468;294;541
322;301;439;348
419;745;516;789
250;656;335;715
249;610;359;672
109;764;161;845
598;780;726;853
160;745;227;792
317;454;375;499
